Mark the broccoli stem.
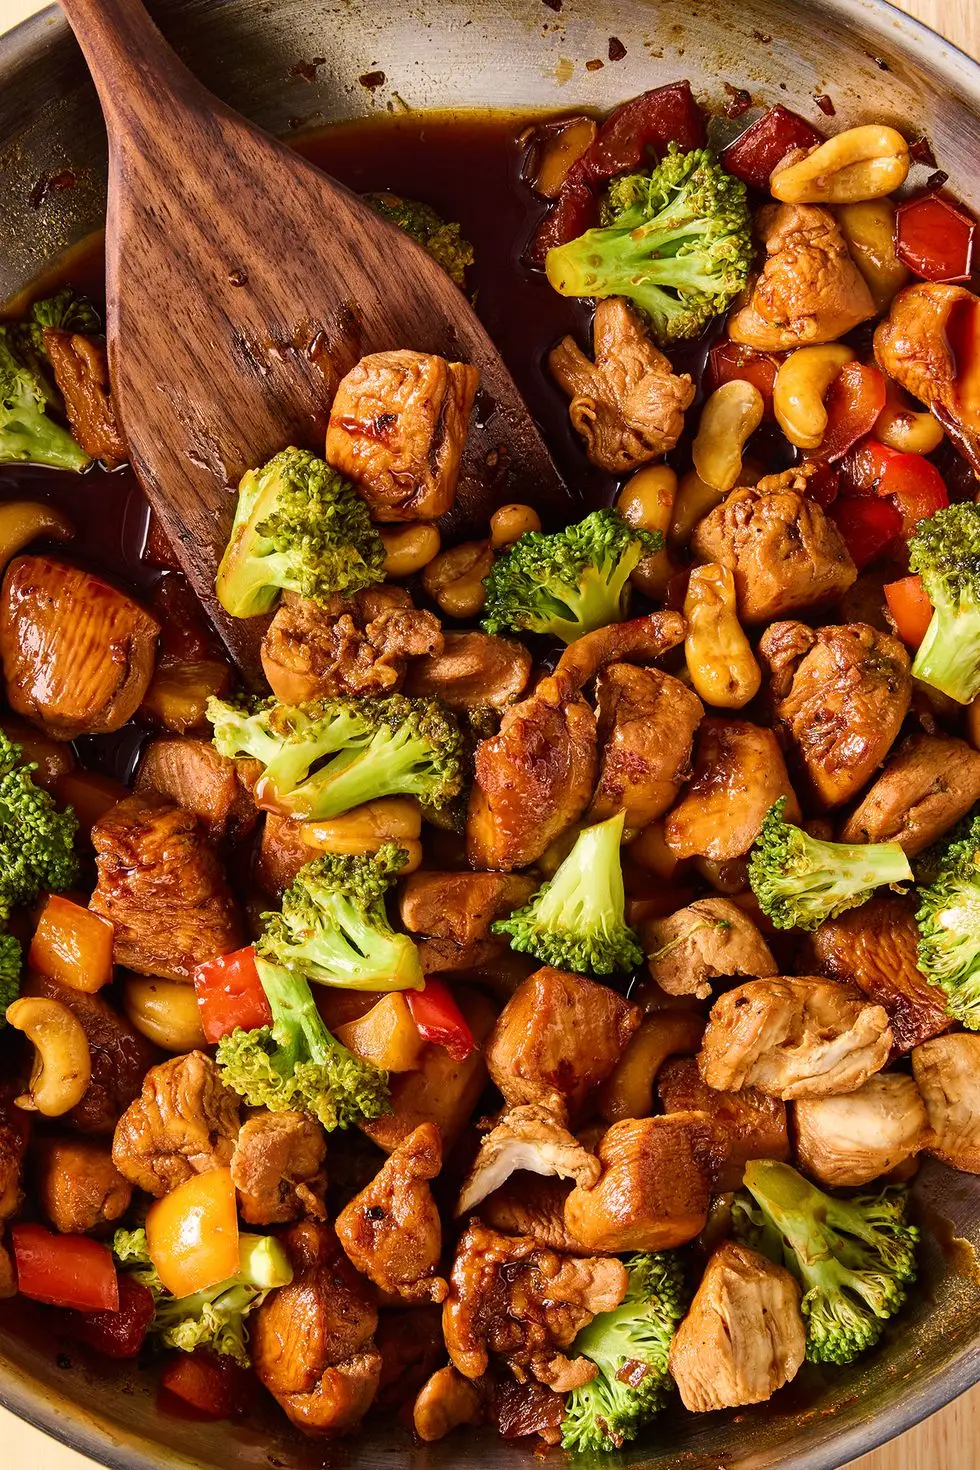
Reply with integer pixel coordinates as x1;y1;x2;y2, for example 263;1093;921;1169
911;600;980;705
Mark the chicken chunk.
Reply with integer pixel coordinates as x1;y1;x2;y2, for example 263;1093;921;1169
699;979;892;1099
664;718;801;862
34;1136;132;1235
414;1365;484;1443
90;794;243;980
457;1105;600;1215
912;1035;980;1173
325;350;479;521
643;897;778;1000
548;297;695;473
589;665;704;829
481;1176;589;1254
839;734;980;856
404;630;532;709
231;1111;327;1225
657;1057;789;1192
135;736;256;843
794;1073;927;1188
669;1242;806;1412
759;621;912;809
0;1090;29;1227
43;328;127;467
728;203;876;350
443;1220;627;1390
0;555;159;740
690;469;857;624
111;1051;240;1196
398;870;536;945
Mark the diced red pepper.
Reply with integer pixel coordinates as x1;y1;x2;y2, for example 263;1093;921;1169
406;980;476;1062
877;454;949;536
802;462;840;507
194;946;272;1044
721;105;824;191
159;1351;251;1421
706;341;783;414
884;575;934;649
526;179;597;265
814;363;887;462
12;1224;119;1313
840;437;898;495
61;1273;156;1359
829;495;904;570
896;193;976;283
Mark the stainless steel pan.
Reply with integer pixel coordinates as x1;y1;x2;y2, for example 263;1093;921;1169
1;2;980;1466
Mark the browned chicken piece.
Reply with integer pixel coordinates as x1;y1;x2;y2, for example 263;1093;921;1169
457;1104;600;1215
0;1243;15;1300
839;734;980;856
664;718;801;862
806;895;951;1053
43;328;127;467
486;968;641;1116
111;1050;240;1196
404;630;532;709
551;610;688;690
699;978;892;1099
481;1176;590;1253
414;937;534;998
589;665;704;829
260;588;443;704
690;468;857;624
252;1220;382;1435
335;1123;448;1304
728;203;876;350
794;1073;927;1188
399;870;536;945
0;1090;29;1227
135;735;256;843
414;1365;484;1443
374;1306;446;1413
33;1136;132;1235
758;621;912;809
255;812;315;897
642;896;777;1000
0;555;159;740
487;1377;565;1443
669;1242;806;1412
231;1111;327;1226
657;1057;789;1192
90;793;243;980
325;350;479;521
548;297;695;473
912;1035;980;1173
443;1220;627;1390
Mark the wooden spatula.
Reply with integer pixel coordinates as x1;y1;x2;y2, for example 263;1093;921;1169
56;0;571;680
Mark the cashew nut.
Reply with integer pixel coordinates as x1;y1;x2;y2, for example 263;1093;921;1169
7;997;91;1117
299;796;423;870
0;501;74;574
692;380;765;493
684;563;761;709
771;124;910;204
874;378;945;455
380;522;441;578
773;344;856;449
422;539;494;619
489;503;542;549
617;465;677;599
669;458;764;547
123;977;207;1053
836;199;910;312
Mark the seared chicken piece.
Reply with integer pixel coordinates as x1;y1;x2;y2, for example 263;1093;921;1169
252;1220;381;1435
404;630;532;709
111;1051;240;1196
326;350;479;521
794;1073;927;1188
456;1104;600;1215
699;979;892;1098
552;611;688;690
443;1220;627;1390
1;555;159;740
34;1136;132;1235
643;897;777;1000
728;203;876;350
664;718;801;862
481;1176;589;1253
231;1111;327;1225
260;588;443;704
657;1057;789;1191
839;733;980;856
488;1378;565;1443
0;1091;29;1228
256;812;317;897
669;1242;806;1412
414;1366;484;1443
43;328;127;467
335;1123;448;1304
691;468;857;625
548;297;695;473
399;870;536;945
136;735;256;843
759;621;912;808
912;1035;980;1173
589;665;704;829
90;794;243;980
486;968;641;1116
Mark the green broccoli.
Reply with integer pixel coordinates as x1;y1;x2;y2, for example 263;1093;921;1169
562;1252;686;1453
493;811;642;975
482;508;660;644
260;846;423;992
908;503;980;704
363;192;474;288
748;797;912;932
0;728;79;924
0;934;22;1020
113;1227;293;1366
737;1160;918;1366
208;692;464;819
912;807;979;887
0;324;91;471
916;814;980;1028
544;144;754;345
27;287;102;341
216;954;390;1130
215;446;385;618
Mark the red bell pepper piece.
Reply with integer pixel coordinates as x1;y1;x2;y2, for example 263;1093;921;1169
896;193;976;283
840;437;897;495
12;1225;119;1313
829;495;903;571
875;453;949;536
802;462;840;508
406;980;476;1062
706;341;783;414
159;1351;251;1421
884;575;934;649
62;1273;156;1359
721;105;824;191
193;946;272;1044
814;363;887;463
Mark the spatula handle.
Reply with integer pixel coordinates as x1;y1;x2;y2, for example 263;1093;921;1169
57;0;203;136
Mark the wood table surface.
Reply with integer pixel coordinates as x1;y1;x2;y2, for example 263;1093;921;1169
1;0;979;1465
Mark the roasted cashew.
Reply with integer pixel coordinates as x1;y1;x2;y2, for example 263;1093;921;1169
617;465;677;599
0;501;74;573
684;562;762;708
771;124;910;204
299;797;423;869
836;198;910;312
7;997;91;1117
874;378;945;454
379;522;441;578
422;539;494;619
489;503;542;548
773;344;856;449
692;380;765;492
123;977;207;1053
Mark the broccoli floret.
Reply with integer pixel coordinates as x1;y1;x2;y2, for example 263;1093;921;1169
493;811;642;975
27;287;102;340
215;446;385;618
562;1252;685;1453
364;192;475;288
0;933;22;1019
748;797;912;932
0;728;79;925
208;692;464;820
260;846;423;992
482;508;659;644
915;814;980;1028
907;503;980;704
545;144;754;346
738;1160;918;1366
0;325;90;471
216;955;390;1130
